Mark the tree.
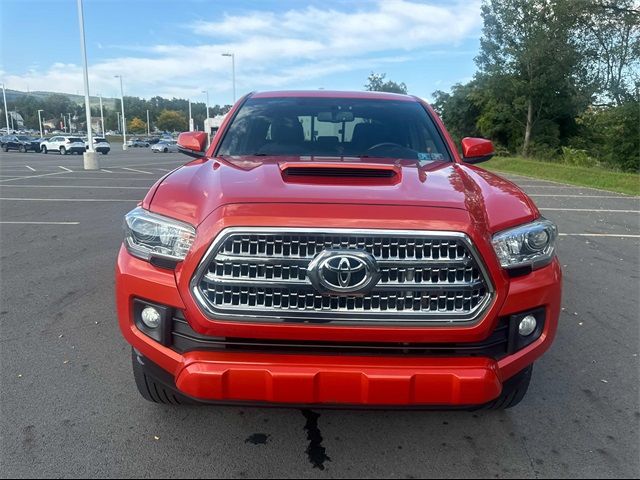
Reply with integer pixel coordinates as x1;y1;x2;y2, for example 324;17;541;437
156;109;187;132
128;117;147;133
574;0;640;105
477;0;584;156
365;73;408;94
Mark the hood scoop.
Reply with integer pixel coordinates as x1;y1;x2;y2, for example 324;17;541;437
280;162;401;184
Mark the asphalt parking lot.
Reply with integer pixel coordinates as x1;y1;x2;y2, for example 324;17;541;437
1;147;638;479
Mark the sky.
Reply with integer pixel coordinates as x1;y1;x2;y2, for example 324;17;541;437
0;0;483;104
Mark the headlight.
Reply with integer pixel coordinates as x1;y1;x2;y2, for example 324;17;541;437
123;207;196;262
492;218;557;270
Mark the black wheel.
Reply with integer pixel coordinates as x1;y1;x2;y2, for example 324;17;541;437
42;146;48;154
2;145;8;152
483;365;533;410
19;145;26;153
60;146;67;155
163;148;168;153
131;349;194;405
101;151;109;155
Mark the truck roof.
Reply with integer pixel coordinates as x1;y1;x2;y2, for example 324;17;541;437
250;90;417;102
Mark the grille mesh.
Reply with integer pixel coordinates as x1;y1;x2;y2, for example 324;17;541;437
192;230;492;324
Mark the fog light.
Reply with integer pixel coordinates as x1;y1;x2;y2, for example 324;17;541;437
518;315;537;336
141;306;161;329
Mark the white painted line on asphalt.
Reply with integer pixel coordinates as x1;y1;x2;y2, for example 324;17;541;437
25;165;36;172
0;197;138;202
542;208;639;213
531;194;638;199
498;173;629;194
101;169;113;173
0;171;70;183
121;167;153;174
560;233;640;238
0;185;148;190
58;166;73;172
0;221;80;225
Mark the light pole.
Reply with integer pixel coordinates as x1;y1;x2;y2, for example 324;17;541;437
188;99;193;131
115;75;127;149
117;111;121;133
2;83;9;134
76;0;97;168
37;109;44;138
202;90;210;118
99;93;105;136
221;53;236;103
67;113;73;133
146;109;150;137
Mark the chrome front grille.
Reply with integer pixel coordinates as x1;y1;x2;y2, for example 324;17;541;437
191;228;494;324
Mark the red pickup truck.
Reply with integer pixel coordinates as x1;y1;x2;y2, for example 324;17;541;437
116;90;561;409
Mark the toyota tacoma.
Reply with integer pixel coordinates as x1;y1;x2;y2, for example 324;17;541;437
116;90;561;409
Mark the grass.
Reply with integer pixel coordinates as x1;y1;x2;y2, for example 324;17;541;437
484;156;640;196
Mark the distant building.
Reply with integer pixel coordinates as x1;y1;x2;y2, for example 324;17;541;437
9;111;25;129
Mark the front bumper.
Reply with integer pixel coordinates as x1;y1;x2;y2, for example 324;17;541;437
117;244;562;407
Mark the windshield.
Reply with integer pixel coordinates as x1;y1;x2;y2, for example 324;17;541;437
217;97;451;161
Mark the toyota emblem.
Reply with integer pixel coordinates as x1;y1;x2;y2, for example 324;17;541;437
307;250;381;294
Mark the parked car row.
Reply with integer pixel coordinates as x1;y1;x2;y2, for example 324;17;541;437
1;134;181;155
1;135;112;155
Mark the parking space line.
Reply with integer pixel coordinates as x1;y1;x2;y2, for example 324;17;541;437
58;166;73;172
0;221;80;225
0;197;138;202
101;169;113;173
25;165;36;172
121;167;153;174
0;185;149;190
559;233;640;238
0;171;70;183
541;208;639;213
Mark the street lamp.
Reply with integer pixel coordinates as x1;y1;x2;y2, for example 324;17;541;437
37;109;44;138
202;90;210;118
188;99;193;131
67;113;73;133
221;53;236;103
115;75;127;149
1;83;9;134
146;109;150;137
76;0;97;169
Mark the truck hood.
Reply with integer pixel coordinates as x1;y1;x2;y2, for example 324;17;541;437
147;156;538;232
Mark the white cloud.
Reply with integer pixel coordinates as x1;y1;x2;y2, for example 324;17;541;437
4;0;481;101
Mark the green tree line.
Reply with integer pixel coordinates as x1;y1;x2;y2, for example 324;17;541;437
3;92;231;134
431;0;639;172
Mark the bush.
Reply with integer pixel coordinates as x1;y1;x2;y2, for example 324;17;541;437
561;147;598;167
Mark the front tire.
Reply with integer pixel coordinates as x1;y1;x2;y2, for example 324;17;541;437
483;365;533;410
163;148;168;153
42;146;48;154
60;146;67;155
131;349;194;405
19;145;26;153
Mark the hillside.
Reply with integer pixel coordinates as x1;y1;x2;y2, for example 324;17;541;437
3;88;118;109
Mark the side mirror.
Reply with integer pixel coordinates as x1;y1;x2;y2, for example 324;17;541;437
177;131;208;158
461;137;495;164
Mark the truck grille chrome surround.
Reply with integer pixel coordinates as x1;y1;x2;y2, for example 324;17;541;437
191;228;494;325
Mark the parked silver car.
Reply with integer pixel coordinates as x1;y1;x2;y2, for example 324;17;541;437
151;140;179;153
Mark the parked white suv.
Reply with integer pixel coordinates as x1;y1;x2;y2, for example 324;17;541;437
40;136;86;155
84;137;111;155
